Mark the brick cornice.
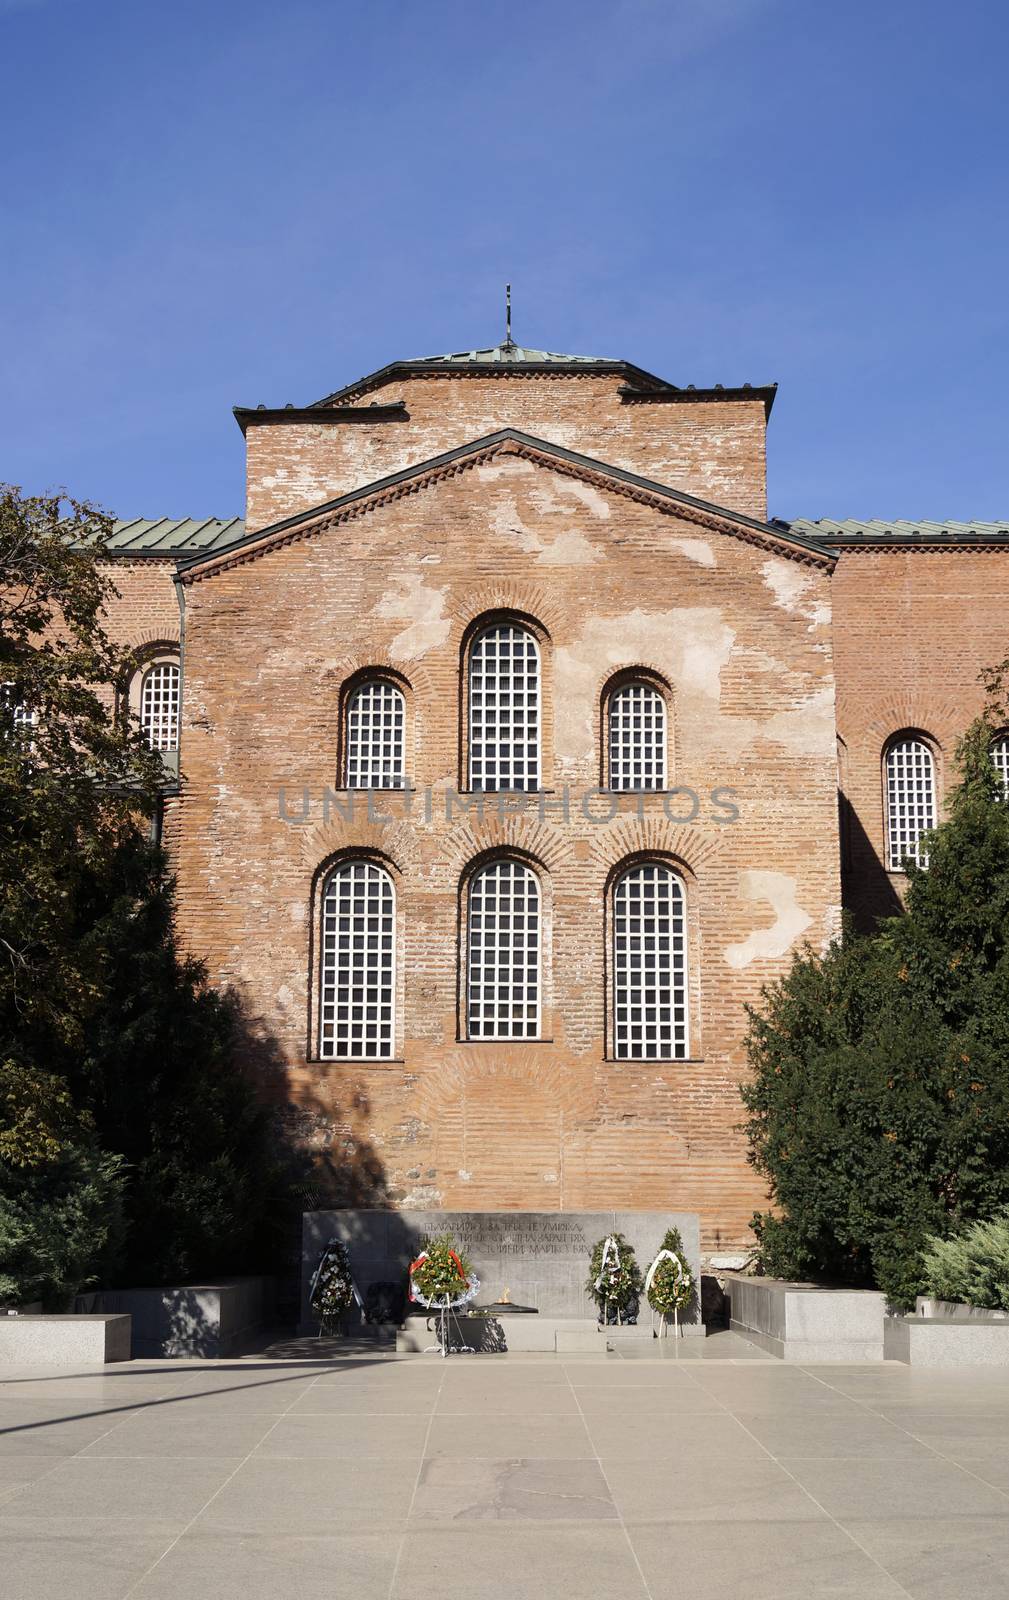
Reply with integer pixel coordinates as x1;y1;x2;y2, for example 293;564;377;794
179;432;833;584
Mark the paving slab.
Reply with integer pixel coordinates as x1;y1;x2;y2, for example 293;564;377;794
411;1456;618;1521
132;1530;400;1600
3;1351;1009;1598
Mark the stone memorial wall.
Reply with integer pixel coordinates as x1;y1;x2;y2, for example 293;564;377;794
301;1209;702;1331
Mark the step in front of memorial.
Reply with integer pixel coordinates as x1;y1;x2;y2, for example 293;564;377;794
395;1315;700;1353
396;1315;607;1353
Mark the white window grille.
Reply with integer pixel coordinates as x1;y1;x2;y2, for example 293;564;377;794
468;623;539;791
885;737;935;870
991;734;1009;800
1;683;36;739
345;679;405;788
141;662;180;752
466;858;540;1039
319;860;395;1060
613;863;688;1060
608;680;666;790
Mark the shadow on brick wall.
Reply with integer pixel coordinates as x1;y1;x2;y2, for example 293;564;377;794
840;796;903;932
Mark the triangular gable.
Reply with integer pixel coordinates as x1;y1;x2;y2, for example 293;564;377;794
177;429;835;585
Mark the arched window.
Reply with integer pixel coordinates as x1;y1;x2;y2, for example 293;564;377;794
140;661;180;752
319;860;395;1060
885;736;935;870
608;679;666;790
468;622;539;791
466;858;540;1039
612;862;688;1060
991;733;1009;800
1;683;36;739
345;678;405;788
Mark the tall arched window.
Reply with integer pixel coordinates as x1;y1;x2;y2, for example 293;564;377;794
345;678;405;788
612;862;688;1060
466;858;540;1039
608;679;666;790
991;733;1009;800
885;736;935;870
140;661;180;752
319;860;395;1060
468;622;539;791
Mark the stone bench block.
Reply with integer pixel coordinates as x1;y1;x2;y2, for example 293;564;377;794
888;1314;1009;1365
0;1314;131;1364
76;1276;272;1357
396;1314;663;1354
915;1295;1009;1321
724;1275;885;1361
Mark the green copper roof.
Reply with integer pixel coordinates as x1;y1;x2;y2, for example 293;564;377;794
789;517;1009;545
413;342;610;366
71;516;245;555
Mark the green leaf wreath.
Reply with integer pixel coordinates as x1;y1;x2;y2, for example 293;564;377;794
646;1226;694;1317
310;1239;356;1332
586;1232;643;1322
409;1234;474;1304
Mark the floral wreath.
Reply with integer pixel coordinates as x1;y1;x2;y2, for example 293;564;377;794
644;1247;693;1315
408;1243;481;1309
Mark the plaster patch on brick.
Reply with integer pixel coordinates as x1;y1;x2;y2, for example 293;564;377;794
669;539;716;568
555;607;735;765
527;476;612;522
487;495;602;568
762;685;837;756
724;870;813;968
762;557;830;628
822;902;843;950
372;572;451;660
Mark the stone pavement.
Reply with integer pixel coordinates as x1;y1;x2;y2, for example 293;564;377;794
4;1333;1009;1597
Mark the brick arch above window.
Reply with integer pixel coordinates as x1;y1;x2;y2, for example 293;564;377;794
441;814;571;881
448;584;564;643
851;694;962;755
587;817;722;880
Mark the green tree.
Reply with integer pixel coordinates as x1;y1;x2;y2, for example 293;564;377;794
741;707;1009;1308
0;485;296;1301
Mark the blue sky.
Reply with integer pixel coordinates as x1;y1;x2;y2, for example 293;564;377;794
1;0;1006;523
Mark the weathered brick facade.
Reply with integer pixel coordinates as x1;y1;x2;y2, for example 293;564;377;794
831;546;1009;926
98;348;1009;1251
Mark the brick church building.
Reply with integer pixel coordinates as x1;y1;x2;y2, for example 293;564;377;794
95;339;1009;1252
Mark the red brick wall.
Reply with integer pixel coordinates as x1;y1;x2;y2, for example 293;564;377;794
99;558;180;652
177;445;837;1250
832;548;1009;925
245;373;768;533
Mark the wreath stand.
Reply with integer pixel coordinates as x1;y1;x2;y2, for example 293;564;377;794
653;1308;680;1339
409;1251;482;1358
422;1294;477;1358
